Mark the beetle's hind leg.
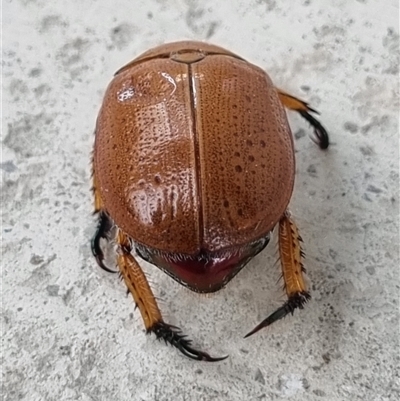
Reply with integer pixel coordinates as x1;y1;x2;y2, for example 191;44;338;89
91;172;116;273
277;89;329;150
245;211;310;338
116;229;227;362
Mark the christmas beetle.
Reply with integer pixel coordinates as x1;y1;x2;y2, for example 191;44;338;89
91;41;329;361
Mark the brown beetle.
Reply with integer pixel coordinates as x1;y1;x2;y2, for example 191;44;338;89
91;41;329;361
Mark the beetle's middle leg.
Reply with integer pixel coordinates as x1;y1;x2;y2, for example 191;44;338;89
245;211;310;338
116;229;227;362
91;171;116;273
277;89;329;150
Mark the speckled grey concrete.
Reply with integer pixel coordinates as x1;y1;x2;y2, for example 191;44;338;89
2;1;399;400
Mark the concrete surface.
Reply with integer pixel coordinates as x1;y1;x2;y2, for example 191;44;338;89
2;1;399;400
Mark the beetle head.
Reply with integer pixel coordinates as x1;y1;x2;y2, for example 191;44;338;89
135;235;270;293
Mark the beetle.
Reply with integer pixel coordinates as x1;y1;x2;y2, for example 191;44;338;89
91;41;329;361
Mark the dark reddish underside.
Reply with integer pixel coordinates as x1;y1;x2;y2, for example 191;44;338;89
135;236;269;293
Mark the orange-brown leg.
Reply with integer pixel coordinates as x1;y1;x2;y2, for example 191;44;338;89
91;172;115;273
116;229;227;362
92;172;103;215
245;211;310;337
277;89;329;150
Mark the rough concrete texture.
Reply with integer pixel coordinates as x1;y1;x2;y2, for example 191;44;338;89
2;0;399;400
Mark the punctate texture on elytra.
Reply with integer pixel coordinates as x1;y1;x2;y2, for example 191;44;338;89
94;41;295;256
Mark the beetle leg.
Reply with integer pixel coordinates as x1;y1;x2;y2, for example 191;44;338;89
277;89;329;150
245;211;310;338
92;171;104;215
116;229;227;362
91;172;117;273
91;211;117;273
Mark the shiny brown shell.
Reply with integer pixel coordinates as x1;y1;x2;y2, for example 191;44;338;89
94;41;295;255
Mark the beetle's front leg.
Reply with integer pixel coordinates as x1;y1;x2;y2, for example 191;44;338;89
116;229;227;362
277;89;329;150
245;211;310;338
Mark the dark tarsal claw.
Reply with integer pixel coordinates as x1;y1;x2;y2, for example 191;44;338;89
91;211;117;273
299;110;329;150
244;292;311;338
150;321;228;362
